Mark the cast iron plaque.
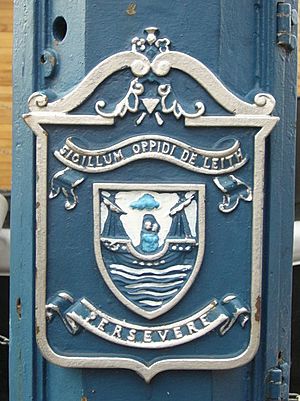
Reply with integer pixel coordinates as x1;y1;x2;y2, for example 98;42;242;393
24;28;278;381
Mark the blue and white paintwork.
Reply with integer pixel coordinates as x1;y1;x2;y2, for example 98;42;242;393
97;187;201;318
11;1;297;400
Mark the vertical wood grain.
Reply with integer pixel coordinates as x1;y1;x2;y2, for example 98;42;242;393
0;0;13;190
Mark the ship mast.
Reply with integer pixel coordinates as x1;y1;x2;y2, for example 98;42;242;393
102;193;128;239
167;192;195;239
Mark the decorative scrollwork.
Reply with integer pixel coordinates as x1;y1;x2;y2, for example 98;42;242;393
253;93;276;115
158;84;205;120
95;79;205;125
95;78;144;119
28;92;49;110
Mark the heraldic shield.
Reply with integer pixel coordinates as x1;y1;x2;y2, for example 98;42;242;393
93;184;205;319
23;27;279;381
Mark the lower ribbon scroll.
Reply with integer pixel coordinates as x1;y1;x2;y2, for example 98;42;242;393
46;293;250;349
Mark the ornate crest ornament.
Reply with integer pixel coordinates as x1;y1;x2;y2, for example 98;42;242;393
24;28;278;382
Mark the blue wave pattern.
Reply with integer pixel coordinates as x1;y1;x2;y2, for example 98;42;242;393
109;262;192;310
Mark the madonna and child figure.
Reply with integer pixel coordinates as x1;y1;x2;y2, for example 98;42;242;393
140;214;160;253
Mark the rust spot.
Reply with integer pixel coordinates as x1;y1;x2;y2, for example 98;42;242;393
36;325;40;335
81;397;88;401
255;295;261;322
126;2;136;15
36;201;40;208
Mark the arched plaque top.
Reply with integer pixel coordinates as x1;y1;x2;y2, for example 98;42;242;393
27;27;276;123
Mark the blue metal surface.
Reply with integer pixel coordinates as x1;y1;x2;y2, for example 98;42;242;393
11;1;297;400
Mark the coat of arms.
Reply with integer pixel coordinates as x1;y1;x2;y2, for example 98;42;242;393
94;184;205;319
24;28;278;381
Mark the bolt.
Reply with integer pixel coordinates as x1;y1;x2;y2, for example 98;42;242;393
40;49;57;78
